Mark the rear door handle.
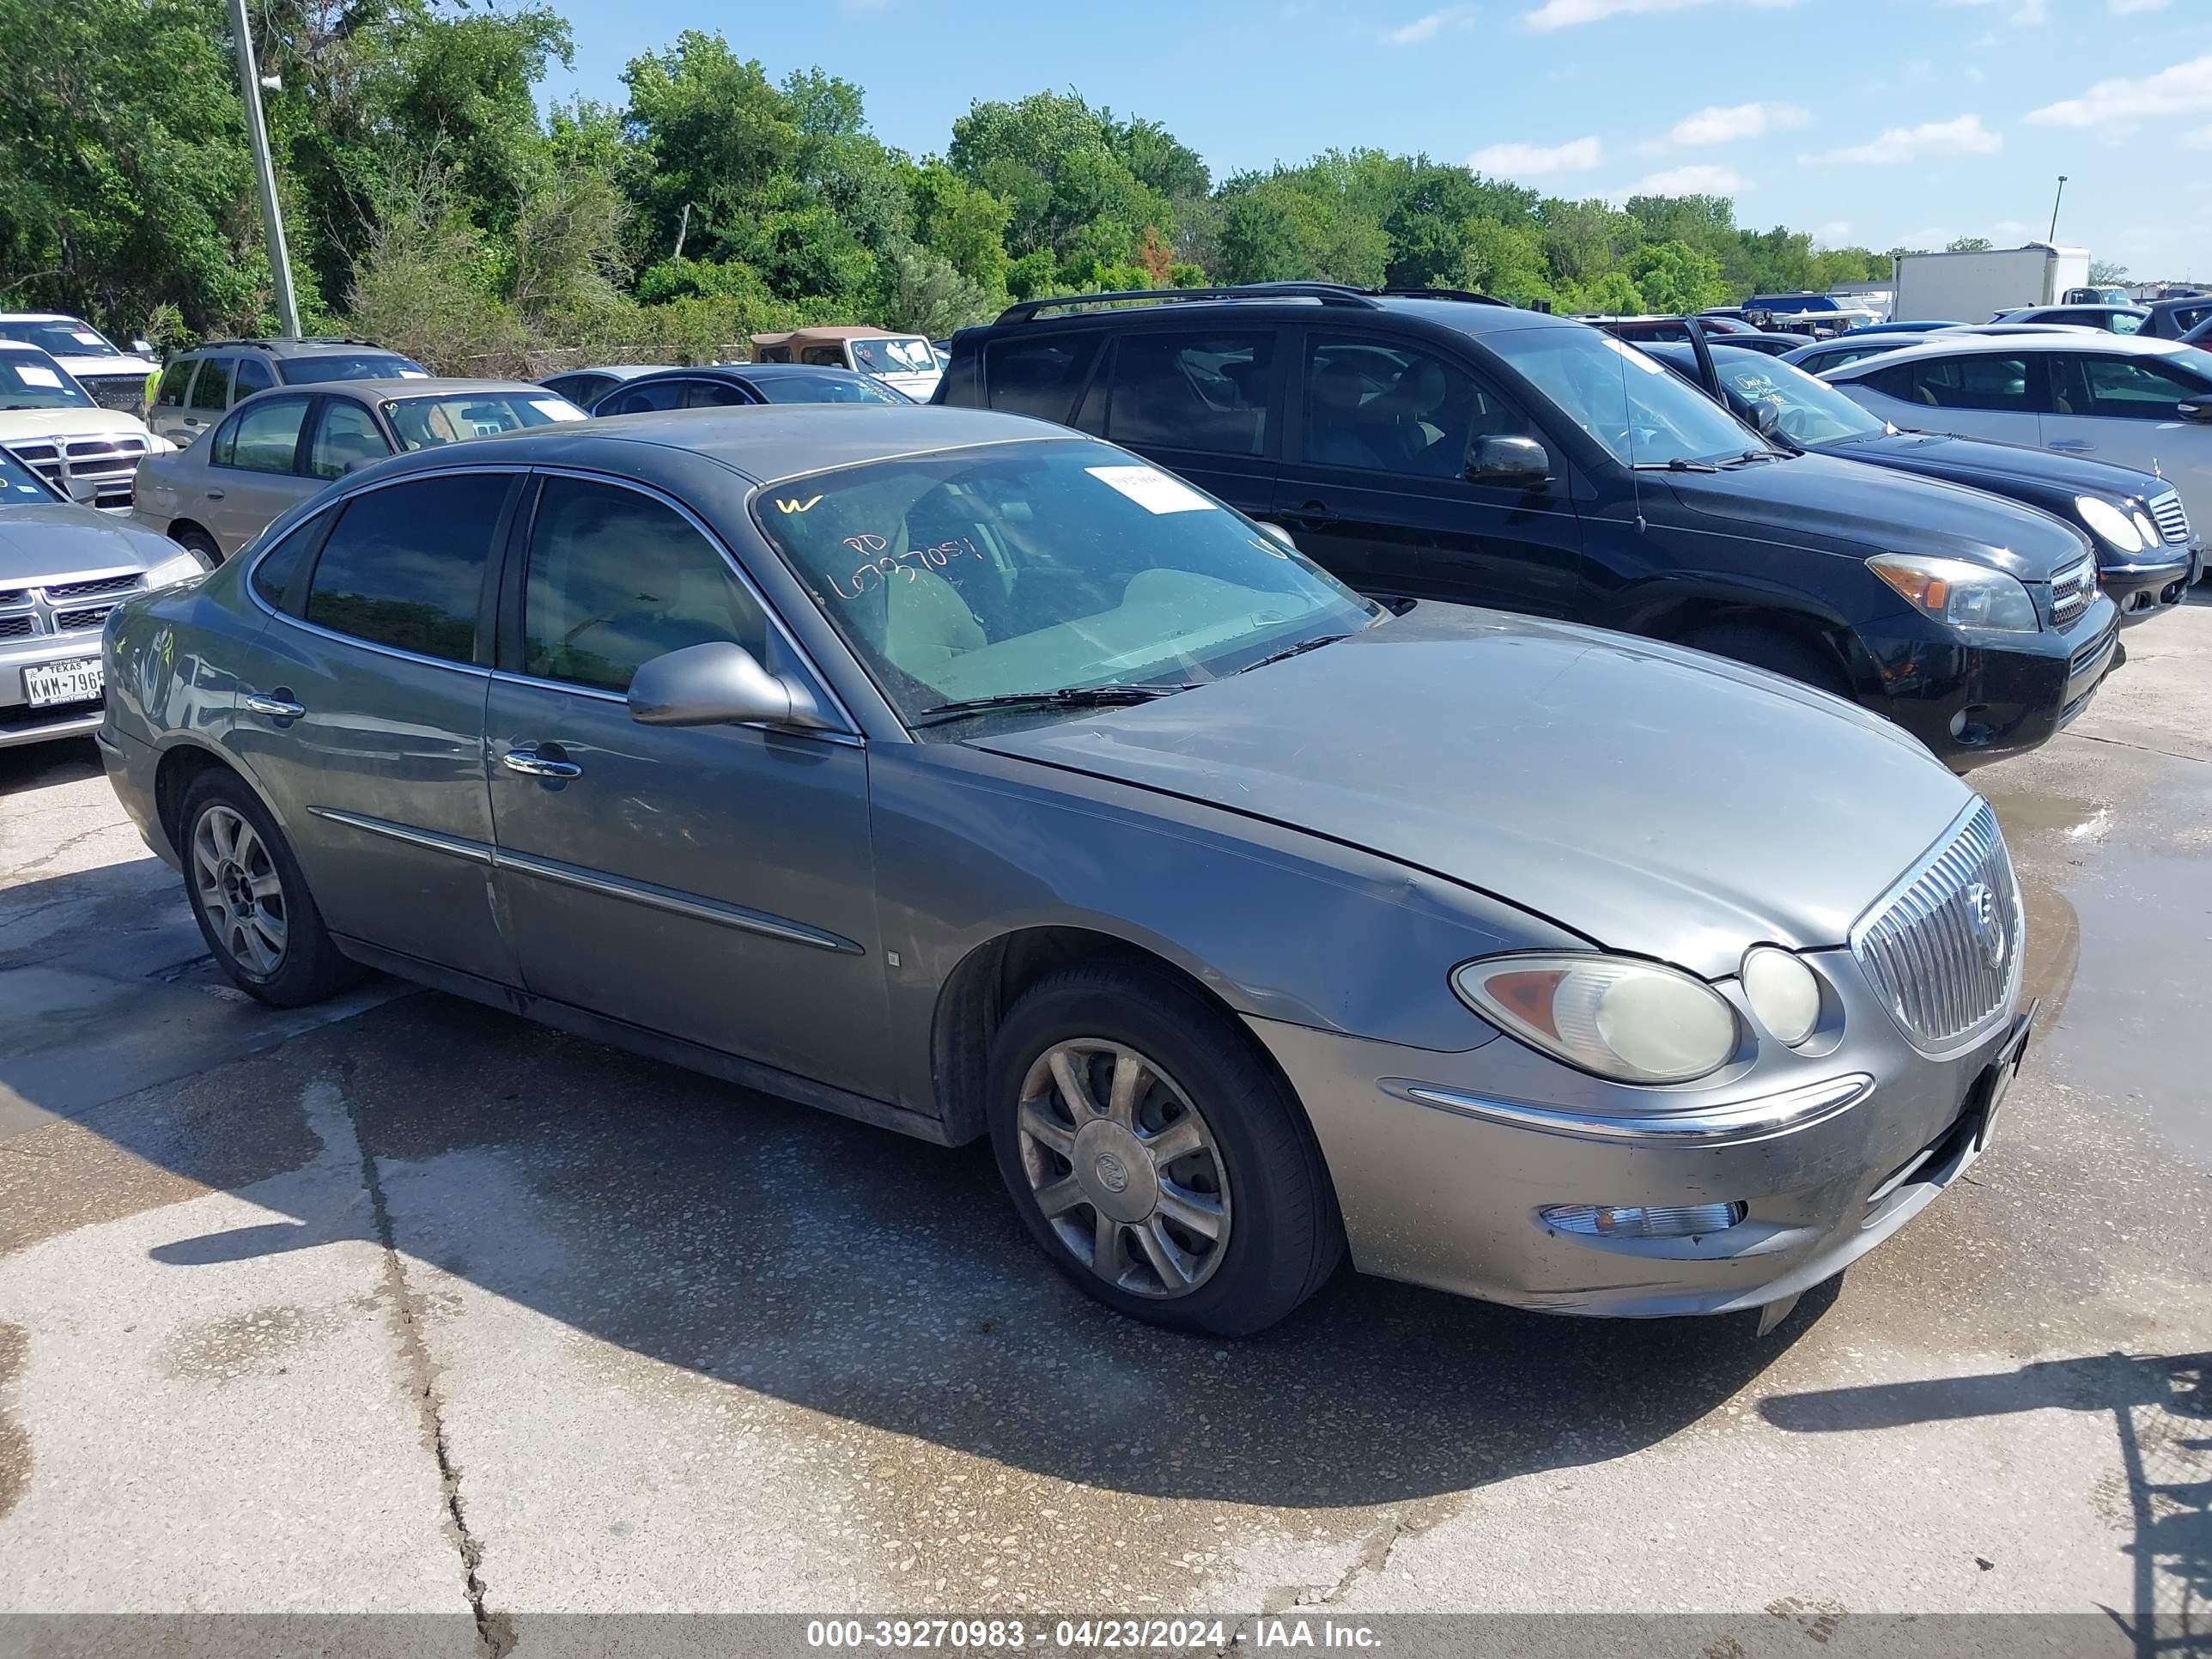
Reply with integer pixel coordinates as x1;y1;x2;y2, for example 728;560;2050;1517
501;744;582;781
244;692;305;720
1289;498;1335;527
204;489;225;500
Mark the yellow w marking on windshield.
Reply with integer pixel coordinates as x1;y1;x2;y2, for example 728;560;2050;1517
775;494;823;514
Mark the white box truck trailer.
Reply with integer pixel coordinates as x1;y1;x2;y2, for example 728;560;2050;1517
1890;244;2092;322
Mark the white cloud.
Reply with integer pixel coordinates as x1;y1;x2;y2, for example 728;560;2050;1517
1665;101;1810;146
1525;0;1703;29
1945;0;2045;21
1626;163;1750;195
1823;113;2002;164
2027;55;2212;127
1380;4;1476;43
1993;219;2029;237
2111;0;2170;12
1468;136;1604;176
1814;220;1852;244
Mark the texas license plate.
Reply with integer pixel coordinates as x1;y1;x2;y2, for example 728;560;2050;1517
23;655;102;708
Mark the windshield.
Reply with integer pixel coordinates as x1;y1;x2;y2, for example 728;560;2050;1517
1711;352;1887;446
755;370;908;405
848;337;938;376
0;353;93;410
0;447;58;501
282;353;428;385
752;437;1378;725
0;319;122;358
381;392;583;449
1486;325;1772;467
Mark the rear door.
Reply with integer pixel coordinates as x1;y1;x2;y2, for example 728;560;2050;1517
201;394;319;555
1092;325;1283;520
228;468;522;984
2040;349;2212;514
1273;328;1583;612
1873;351;2045;444
178;356;232;447
149;358;197;445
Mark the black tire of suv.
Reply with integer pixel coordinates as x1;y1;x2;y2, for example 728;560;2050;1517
179;769;365;1007
985;963;1344;1336
1680;623;1852;699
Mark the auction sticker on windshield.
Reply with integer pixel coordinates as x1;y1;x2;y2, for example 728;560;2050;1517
1085;465;1214;514
24;656;101;708
17;365;62;388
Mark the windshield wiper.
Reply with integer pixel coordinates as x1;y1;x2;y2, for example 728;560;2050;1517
1235;632;1352;676
911;684;1194;728
1632;458;1720;472
1720;449;1790;465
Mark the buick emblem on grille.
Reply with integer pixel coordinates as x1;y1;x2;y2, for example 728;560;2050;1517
1964;882;2007;971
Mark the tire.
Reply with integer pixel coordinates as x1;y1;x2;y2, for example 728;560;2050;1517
986;963;1343;1336
171;526;222;566
179;769;363;1007
1680;622;1852;699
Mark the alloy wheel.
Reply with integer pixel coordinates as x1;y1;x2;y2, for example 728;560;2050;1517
191;805;289;976
1015;1038;1232;1297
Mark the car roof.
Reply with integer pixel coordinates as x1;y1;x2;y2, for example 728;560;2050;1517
190;337;410;356
1999;304;2149;319
321;377;552;399
548;364;673;380
0;313;77;323
975;288;1579;342
379;404;1070;487
1822;331;2199;375
622;362;893;383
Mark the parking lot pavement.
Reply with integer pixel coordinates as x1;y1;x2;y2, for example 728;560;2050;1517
1;600;2208;1640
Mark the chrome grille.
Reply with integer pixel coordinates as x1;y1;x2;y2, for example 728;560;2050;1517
1850;799;2023;1054
9;434;148;509
0;571;143;642
2048;554;2095;629
46;572;139;600
2149;491;2191;545
53;604;116;633
0;615;31;641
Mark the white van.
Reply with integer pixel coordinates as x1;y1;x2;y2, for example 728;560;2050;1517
0;313;160;414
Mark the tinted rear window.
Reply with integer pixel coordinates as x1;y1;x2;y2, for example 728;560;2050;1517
279;354;428;384
303;472;512;663
982;335;1103;424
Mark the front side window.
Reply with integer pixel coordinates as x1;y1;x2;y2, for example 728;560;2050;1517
522;478;768;693
1105;330;1275;457
307;400;395;480
381;392;581;450
983;335;1103;424
799;346;846;368
232;356;275;398
751;436;1376;722
1302;335;1531;478
213;395;309;472
188;359;232;412
599;381;684;416
2063;354;2212;421
1482;323;1768;468
684;379;750;408
302;472;512;663
1899;356;2033;413
848;337;937;376
0;353;92;410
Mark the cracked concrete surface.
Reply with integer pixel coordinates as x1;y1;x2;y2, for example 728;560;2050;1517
0;599;2207;1641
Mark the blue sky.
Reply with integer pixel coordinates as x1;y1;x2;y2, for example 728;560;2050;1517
540;0;2212;280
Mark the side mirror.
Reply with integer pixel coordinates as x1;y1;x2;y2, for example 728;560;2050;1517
2176;401;2212;424
1464;434;1553;489
628;641;835;732
1254;520;1299;552
64;472;101;505
1748;399;1782;436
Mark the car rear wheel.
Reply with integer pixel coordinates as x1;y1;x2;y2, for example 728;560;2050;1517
1680;623;1852;699
987;964;1342;1335
171;526;222;566
180;771;362;1006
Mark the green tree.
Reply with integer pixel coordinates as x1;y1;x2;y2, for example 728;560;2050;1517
1946;235;1992;252
1459;219;1553;307
1628;240;1730;313
908;162;1012;292
947;90;1176;280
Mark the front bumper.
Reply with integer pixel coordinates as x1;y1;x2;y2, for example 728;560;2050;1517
1250;948;2021;1317
1865;592;2121;770
2100;544;2201;624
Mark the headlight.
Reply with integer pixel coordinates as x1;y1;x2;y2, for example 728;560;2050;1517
1741;945;1822;1045
144;550;208;590
2075;496;2143;552
1867;554;2040;634
1451;953;1741;1085
2130;509;2161;547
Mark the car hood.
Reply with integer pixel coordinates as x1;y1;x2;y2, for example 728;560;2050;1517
0;502;177;579
968;605;1973;979
46;353;159;380
1660;450;2090;582
0;407;152;442
1818;429;2174;506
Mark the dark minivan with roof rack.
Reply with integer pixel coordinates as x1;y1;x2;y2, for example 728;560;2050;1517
937;282;2119;769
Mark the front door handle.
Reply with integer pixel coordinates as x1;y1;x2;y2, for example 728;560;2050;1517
204;489;225;500
1288;498;1334;527
244;692;305;720
501;744;582;780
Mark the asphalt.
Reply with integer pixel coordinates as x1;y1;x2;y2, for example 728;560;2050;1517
0;597;2207;1647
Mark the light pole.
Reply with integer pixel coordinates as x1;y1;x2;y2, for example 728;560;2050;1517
2048;175;2068;244
227;0;300;336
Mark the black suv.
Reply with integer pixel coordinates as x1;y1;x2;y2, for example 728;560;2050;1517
149;337;427;448
936;283;2120;769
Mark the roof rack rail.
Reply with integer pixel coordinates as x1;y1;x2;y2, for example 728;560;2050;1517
1376;287;1506;307
994;283;1382;325
197;335;386;350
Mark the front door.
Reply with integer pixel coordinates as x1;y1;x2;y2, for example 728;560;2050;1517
201;393;320;555
2041;350;2212;514
1093;325;1282;521
485;472;890;1099
1274;330;1583;613
227;468;520;984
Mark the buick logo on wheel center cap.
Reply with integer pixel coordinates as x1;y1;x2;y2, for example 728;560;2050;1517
1964;882;2006;971
1093;1152;1131;1194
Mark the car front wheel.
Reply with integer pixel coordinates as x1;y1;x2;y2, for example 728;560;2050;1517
987;964;1342;1335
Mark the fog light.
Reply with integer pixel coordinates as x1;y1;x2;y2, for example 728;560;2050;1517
1540;1201;1747;1239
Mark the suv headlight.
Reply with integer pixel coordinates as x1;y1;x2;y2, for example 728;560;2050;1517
1451;953;1741;1085
144;550;208;590
2075;496;2143;552
1867;554;2040;633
